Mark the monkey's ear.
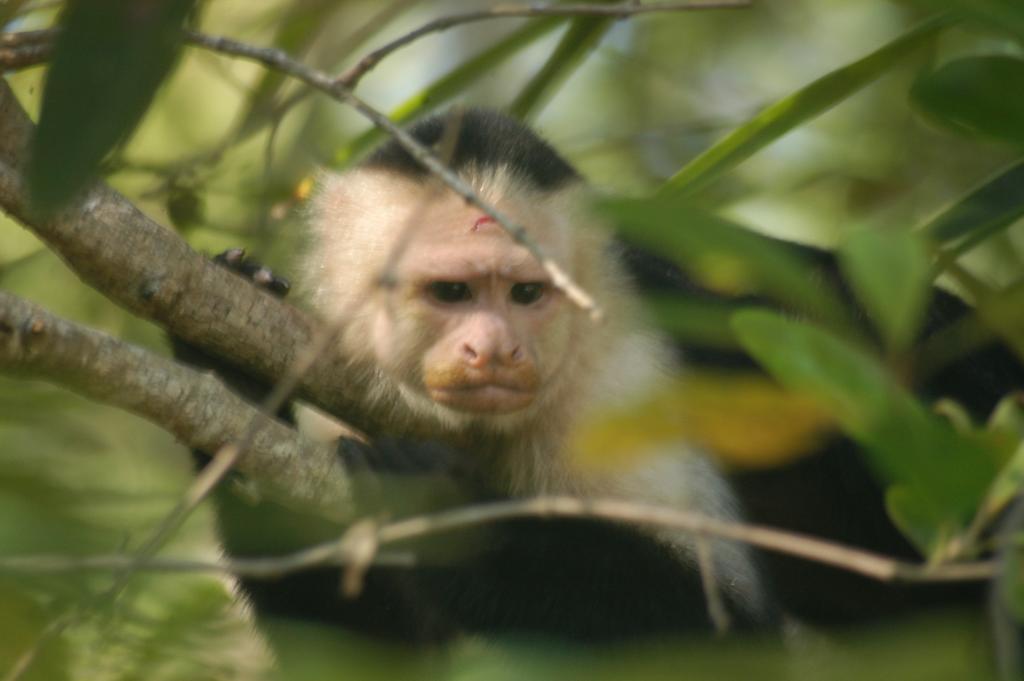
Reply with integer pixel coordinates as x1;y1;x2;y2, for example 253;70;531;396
213;248;291;298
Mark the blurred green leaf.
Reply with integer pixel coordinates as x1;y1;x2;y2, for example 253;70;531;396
659;14;951;197
644;295;742;350
166;185;204;232
909;0;1024;43
28;0;195;210
1001;539;1024;630
920;160;1024;249
598;195;852;330
973;439;1024;536
839;228;931;351
886;485;952;557
983;284;1024;363
335;18;563;166
0;583;71;681
510;16;611;120
988;392;1024;437
911;55;1024;147
732;309;999;553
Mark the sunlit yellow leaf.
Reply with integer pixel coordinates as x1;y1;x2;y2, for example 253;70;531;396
569;372;835;472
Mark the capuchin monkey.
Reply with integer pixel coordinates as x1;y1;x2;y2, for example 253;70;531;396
175;109;780;646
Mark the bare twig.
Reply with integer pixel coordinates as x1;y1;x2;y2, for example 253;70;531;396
695;536;730;634
0;37;52;71
182;29;604;320
337;0;750;89
372;496;998;584
0;28;51;47
0;28;54;71
0;548;412;576
0;496;997;585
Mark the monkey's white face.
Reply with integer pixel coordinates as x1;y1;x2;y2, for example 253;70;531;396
370;189;575;419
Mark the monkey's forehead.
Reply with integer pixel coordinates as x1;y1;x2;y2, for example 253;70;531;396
398;236;549;283
401;195;572;254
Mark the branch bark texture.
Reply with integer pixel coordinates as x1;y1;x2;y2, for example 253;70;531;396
0;79;390;435
0;290;349;517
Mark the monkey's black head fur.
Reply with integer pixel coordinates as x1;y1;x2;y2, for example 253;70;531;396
363;109;581;192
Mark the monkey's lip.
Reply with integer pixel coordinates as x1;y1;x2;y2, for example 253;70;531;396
428;383;536;413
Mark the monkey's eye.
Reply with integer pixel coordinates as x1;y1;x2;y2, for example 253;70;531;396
510;282;546;305
427;281;472;303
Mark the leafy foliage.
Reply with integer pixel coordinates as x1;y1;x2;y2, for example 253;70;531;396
28;0;195;210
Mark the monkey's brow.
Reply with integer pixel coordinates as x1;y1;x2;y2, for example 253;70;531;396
410;259;549;283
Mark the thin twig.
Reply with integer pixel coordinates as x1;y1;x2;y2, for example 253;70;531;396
372;496;998;584
183;29;604;320
0;549;412;576
0;29;52;47
695;535;730;634
337;0;751;89
0;496;997;585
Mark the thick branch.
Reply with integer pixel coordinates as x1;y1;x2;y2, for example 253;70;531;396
0;79;392;435
0;291;350;518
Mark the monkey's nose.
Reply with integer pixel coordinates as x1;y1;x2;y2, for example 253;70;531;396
461;342;521;368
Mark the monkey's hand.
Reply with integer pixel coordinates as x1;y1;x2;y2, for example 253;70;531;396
211;247;292;298
169;248;292;420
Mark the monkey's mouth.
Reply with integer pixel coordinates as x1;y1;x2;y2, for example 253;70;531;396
428;383;536;414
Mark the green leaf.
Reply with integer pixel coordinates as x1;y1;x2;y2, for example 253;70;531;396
334;18;563;166
908;0;1024;43
658;14;951;198
886;485;946;555
839;228;931;351
974;440;1024;536
732;309;1000;552
644;295;742;350
988;392;1024;438
977;281;1024;362
998;528;1024;625
911;55;1024;148
509;16;612;120
28;0;195;210
919;160;1024;248
597;195;852;331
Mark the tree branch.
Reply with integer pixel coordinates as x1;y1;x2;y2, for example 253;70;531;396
0;290;350;518
0;79;396;435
